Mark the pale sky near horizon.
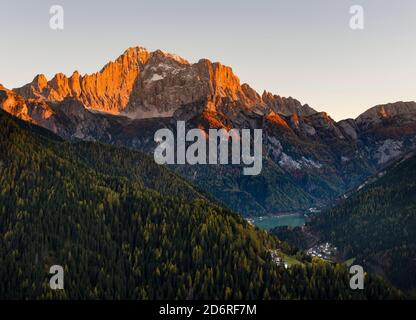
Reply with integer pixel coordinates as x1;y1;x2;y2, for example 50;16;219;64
1;0;416;120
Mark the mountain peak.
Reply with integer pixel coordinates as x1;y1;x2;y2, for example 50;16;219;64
118;46;149;62
151;49;190;65
356;101;416;125
71;70;80;78
33;74;48;86
13;45;317;118
123;46;149;55
261;91;317;116
0;84;31;121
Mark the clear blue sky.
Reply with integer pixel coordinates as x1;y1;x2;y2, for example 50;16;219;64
1;0;416;120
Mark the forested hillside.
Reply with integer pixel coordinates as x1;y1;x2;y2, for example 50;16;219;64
310;153;416;295
0;110;401;299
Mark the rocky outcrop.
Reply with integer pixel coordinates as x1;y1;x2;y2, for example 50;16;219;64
352;101;416;166
0;83;70;135
0;84;31;121
15;47;151;114
262;91;317;116
356;101;416;128
127;55;270;121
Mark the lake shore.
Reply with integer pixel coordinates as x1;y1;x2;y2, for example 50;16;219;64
247;213;306;230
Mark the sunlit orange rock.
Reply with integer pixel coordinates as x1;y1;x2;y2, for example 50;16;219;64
15;47;150;114
14;46;282;118
266;111;290;129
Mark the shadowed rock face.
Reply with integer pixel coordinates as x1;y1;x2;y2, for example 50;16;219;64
356;101;416;126
352;102;416;166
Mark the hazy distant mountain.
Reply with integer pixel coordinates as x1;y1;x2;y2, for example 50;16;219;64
353;101;416;166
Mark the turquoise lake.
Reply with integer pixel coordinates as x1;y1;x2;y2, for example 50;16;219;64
250;214;305;230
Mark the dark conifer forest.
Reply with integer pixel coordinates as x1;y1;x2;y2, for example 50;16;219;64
0;110;402;299
309;152;416;296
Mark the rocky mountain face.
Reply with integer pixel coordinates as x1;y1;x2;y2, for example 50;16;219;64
2;46;416;215
14;47;150;114
0;83;63;132
14;47;317;120
339;101;416;167
0;84;31;121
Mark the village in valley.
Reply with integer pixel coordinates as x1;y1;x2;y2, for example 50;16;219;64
268;249;289;269
306;242;338;262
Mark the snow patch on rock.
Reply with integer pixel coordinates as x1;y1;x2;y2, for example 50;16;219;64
149;74;164;82
159;50;190;65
